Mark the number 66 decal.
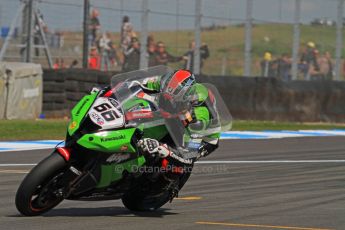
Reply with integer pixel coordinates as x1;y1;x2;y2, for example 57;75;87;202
89;98;125;129
94;103;121;121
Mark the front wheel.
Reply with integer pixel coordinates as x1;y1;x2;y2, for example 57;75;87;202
15;153;68;216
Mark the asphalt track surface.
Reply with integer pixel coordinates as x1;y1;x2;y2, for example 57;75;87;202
1;137;345;230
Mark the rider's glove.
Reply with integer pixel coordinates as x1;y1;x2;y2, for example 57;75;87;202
137;138;171;158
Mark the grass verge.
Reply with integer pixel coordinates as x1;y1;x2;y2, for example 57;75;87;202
0;120;69;141
232;120;345;131
1;119;345;141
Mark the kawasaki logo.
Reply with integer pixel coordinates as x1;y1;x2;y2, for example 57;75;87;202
100;135;125;142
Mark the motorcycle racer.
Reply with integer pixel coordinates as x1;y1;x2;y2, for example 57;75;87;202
134;69;221;169
15;67;230;216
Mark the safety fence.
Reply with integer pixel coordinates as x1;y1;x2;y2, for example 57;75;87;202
0;0;344;80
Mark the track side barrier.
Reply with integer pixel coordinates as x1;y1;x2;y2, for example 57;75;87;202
42;69;345;122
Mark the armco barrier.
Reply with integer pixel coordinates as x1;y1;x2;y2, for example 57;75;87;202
42;69;345;122
199;75;345;122
42;69;114;118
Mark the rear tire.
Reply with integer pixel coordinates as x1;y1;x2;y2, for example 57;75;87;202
15;153;68;216
122;171;192;212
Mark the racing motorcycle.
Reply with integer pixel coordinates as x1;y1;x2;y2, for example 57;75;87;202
15;66;232;216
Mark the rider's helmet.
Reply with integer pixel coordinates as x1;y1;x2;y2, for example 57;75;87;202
161;69;213;106
159;69;212;117
159;70;196;115
161;69;196;100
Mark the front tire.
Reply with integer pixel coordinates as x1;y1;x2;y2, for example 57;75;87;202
15;153;68;216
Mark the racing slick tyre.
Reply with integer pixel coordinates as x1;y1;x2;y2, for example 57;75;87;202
15;153;68;216
121;171;192;212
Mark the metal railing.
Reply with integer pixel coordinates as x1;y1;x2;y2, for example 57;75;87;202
0;0;343;80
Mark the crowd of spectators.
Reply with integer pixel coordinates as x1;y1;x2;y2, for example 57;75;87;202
53;58;78;70
48;7;342;80
87;10;210;72
12;7;345;79
260;41;334;81
88;8;334;79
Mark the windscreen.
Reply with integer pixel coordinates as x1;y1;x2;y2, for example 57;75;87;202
159;83;232;156
110;66;173;133
111;65;173;88
110;66;232;158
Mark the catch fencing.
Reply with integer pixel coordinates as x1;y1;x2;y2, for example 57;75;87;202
0;0;344;80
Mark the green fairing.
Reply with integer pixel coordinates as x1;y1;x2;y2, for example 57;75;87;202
77;129;137;153
68;93;98;136
96;156;146;188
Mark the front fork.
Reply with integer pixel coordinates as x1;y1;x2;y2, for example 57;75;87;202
53;148;93;198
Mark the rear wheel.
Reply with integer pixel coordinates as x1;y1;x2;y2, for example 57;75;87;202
15;153;68;216
122;171;192;212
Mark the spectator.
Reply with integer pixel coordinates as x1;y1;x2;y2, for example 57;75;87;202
148;43;157;67
315;52;326;80
123;37;140;72
120;16;134;53
60;58;65;69
108;41;120;68
155;41;182;66
183;41;210;72
52;58;65;70
146;35;156;67
260;52;274;77
98;32;112;71
324;51;333;80
69;59;78;69
316;51;333;80
309;50;323;80
89;9;101;46
147;34;155;48
88;46;100;70
50;31;63;49
299;41;319;80
53;58;60;70
274;53;291;81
